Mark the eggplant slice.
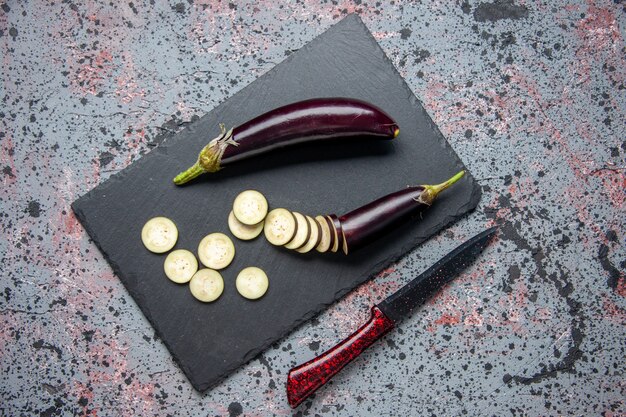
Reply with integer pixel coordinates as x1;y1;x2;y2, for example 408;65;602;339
233;190;269;225
264;208;297;246
164;249;198;284
236;267;269;300
198;233;235;270
296;216;321;254
228;210;264;241
142;216;178;253
284;212;311;250
189;269;224;302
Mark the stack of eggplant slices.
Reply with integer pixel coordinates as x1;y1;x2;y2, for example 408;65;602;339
140;98;466;303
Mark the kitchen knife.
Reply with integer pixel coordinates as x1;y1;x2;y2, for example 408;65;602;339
286;227;497;408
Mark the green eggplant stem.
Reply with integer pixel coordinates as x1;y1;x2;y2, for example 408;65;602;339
173;163;206;185
429;170;465;194
419;170;465;205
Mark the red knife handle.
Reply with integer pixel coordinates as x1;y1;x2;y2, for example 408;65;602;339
286;306;395;408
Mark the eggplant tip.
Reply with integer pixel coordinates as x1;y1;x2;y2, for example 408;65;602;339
419;170;466;205
393;126;400;138
433;170;465;193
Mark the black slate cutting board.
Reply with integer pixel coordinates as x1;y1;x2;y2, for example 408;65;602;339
72;14;481;392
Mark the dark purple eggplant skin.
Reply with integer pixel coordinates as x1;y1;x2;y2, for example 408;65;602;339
338;171;465;253
339;187;427;253
173;97;399;184
222;97;399;165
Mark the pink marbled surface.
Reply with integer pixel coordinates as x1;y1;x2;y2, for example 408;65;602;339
1;0;624;415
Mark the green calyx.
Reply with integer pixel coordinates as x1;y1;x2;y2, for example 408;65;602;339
172;124;236;185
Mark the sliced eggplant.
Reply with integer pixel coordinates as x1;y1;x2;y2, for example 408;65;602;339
228;210;264;241
164;249;198;284
284;212;310;250
189;269;224;302
264;208;297;246
342;229;349;255
314;215;332;253
236;267;269;300
141;216;178;253
232;190;268;225
197;232;235;270
338;171;465;252
296;216;321;254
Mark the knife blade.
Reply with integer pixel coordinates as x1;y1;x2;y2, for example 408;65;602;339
286;227;497;408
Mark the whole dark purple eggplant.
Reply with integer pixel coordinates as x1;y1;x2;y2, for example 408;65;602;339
338;171;465;254
173;98;399;185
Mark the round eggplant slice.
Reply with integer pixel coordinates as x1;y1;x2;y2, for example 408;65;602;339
324;216;335;251
236;267;269;300
141;216;178;253
296;216;321;254
327;214;344;253
284;212;310;250
228;210;263;241
264;208;297;246
198;232;235;270
315;215;332;253
326;215;340;253
233;190;268;225
164;249;198;284
189;269;224;302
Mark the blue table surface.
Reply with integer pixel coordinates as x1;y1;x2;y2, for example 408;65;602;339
1;1;624;416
